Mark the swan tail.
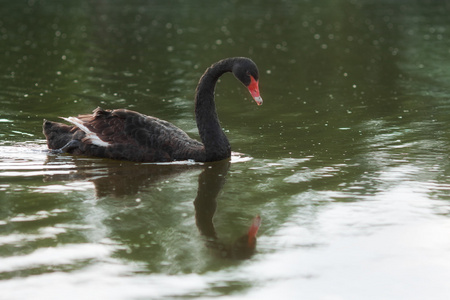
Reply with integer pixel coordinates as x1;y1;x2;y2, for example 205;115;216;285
61;117;110;147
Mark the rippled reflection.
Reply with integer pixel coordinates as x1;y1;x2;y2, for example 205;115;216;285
0;144;261;282
194;161;261;259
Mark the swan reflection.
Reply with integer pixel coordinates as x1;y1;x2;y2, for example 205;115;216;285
194;161;261;259
44;157;261;261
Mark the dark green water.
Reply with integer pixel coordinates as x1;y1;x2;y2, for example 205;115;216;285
2;0;450;299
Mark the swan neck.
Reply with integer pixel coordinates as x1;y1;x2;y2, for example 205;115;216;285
195;60;233;161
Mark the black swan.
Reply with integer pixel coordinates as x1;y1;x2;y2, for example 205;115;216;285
43;57;262;162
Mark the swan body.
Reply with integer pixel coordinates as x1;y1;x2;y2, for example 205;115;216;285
43;57;262;162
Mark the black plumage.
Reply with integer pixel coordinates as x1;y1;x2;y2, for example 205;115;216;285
43;57;262;162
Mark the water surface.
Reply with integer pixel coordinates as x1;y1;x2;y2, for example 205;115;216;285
2;1;450;299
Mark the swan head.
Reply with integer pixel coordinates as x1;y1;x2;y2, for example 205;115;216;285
232;58;263;106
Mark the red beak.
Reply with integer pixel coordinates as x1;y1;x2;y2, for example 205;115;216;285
248;76;263;106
